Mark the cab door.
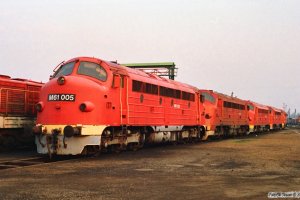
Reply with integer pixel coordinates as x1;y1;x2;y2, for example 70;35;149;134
117;75;128;125
109;74;128;125
216;98;223;125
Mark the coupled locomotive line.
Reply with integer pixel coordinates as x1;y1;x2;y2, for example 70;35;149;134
33;56;287;156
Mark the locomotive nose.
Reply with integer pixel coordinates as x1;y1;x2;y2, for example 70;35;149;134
35;73;109;155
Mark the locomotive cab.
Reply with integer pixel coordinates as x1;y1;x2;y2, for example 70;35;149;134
199;90;217;139
247;102;255;133
52;59;109;83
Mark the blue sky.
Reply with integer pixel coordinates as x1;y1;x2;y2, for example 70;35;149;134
0;0;299;112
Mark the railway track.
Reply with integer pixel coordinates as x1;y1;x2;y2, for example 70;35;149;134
0;155;79;170
0;129;293;171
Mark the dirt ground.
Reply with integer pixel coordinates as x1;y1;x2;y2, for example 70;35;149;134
0;128;299;200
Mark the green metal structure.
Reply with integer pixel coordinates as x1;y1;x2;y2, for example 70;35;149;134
122;62;177;80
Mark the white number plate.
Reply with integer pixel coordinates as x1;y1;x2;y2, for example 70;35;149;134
48;94;76;101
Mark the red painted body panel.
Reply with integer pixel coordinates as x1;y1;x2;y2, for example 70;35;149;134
281;110;287;125
268;106;284;127
199;90;248;132
0;75;43;116
126;75;198;126
247;101;270;127
37;76;113;125
215;93;248;126
199;90;217;130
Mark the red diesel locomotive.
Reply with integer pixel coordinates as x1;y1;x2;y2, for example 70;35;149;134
34;57;204;155
0;75;43;150
33;57;286;156
268;106;286;130
247;101;271;133
199;90;249;139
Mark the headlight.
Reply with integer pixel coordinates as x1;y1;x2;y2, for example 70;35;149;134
35;102;44;112
57;76;66;85
79;101;95;112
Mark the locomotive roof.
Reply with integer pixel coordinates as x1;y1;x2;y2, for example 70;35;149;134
211;91;246;103
248;101;269;110
268;106;283;113
68;57;197;93
0;74;43;86
104;59;198;92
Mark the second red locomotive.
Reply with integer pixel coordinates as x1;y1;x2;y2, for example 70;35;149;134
0;75;43;150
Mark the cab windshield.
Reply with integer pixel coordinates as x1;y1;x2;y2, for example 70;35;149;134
77;62;107;81
53;62;75;78
202;92;216;104
247;104;254;111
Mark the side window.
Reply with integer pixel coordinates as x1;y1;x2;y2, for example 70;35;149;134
160;86;167;96
175;90;181;99
132;80;143;92
77;62;107;81
223;101;228;108
132;80;158;95
145;83;158;95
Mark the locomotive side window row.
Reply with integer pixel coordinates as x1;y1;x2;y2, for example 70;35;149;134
132;80;195;101
275;111;281;116
223;101;245;110
182;91;195;101
159;86;182;99
132;80;158;95
258;109;269;114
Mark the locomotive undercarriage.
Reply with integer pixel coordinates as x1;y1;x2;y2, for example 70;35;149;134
0;116;36;151
252;125;270;133
271;124;280;130
35;125;205;156
212;125;250;138
98;126;204;154
249;124;285;134
0;128;35;151
36;122;285;156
